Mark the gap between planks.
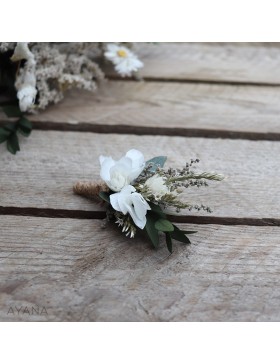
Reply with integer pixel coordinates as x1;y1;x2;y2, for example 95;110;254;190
1;120;279;142
2;79;280;139
31;122;280;142
1;206;280;227
133;42;280;85
108;75;280;88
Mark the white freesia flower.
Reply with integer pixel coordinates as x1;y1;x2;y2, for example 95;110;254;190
99;149;145;192
144;175;169;200
11;42;37;112
104;44;143;77
110;185;150;229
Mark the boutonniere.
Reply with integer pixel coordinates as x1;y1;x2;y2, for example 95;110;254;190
74;149;224;253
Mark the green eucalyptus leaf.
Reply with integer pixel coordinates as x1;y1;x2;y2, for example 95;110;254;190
7;133;20;154
2;105;21;118
145;213;159;248
170;225;191;244
18;116;32;131
155;218;174;232
18;126;32;137
0;128;10;143
165;233;173;253
146;156;167;172
3;123;17;132
99;191;110;203
149;202;166;218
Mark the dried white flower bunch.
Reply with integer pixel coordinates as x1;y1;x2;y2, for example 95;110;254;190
0;42;143;112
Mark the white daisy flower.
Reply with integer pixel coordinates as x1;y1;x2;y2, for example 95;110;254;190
104;44;143;77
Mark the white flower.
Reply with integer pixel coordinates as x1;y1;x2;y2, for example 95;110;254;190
144;175;169;200
110;185;150;229
11;42;37;112
99;149;145;192
17;85;37;112
104;44;143;77
10;42;33;62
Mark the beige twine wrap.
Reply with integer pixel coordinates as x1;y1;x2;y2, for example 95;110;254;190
73;181;109;200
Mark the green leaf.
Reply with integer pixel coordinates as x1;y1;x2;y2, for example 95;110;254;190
1;105;21;118
155;218;174;232
7;133;20;154
3;123;17;132
17;117;33;137
0;128;10;143
149;202;166;218
170;225;191;244
145;213;159;248
18;126;32;137
18;116;32;131
146;156;167;172
165;233;173;253
99;191;110;203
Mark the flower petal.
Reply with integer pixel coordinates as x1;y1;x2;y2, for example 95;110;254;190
128;167;145;182
126;149;145;169
122;185;136;194
125;149;145;182
110;185;149;230
131;193;151;220
110;192;122;212
126;203;147;229
99;149;145;191
100;156;115;181
111;185;135;214
112;156;132;176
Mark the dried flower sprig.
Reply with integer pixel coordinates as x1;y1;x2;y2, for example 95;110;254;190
74;150;224;253
0;42;143;113
0;42;144;154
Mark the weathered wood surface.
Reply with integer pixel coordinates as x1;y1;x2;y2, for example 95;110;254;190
1;131;280;219
1;216;279;321
1;43;280;322
134;43;280;84
16;82;280;135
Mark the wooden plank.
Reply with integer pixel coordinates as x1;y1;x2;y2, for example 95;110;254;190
0;131;279;219
133;43;280;84
22;82;280;135
1;216;279;321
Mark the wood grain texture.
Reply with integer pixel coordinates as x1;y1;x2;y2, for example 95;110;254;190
1;216;279;321
0;131;279;219
133;42;280;84
19;81;280;134
1;43;279;323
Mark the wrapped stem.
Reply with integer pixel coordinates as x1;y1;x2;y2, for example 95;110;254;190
73;181;109;200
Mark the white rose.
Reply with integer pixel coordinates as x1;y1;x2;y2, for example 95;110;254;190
99;149;145;192
144;175;169;200
110;185;151;229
